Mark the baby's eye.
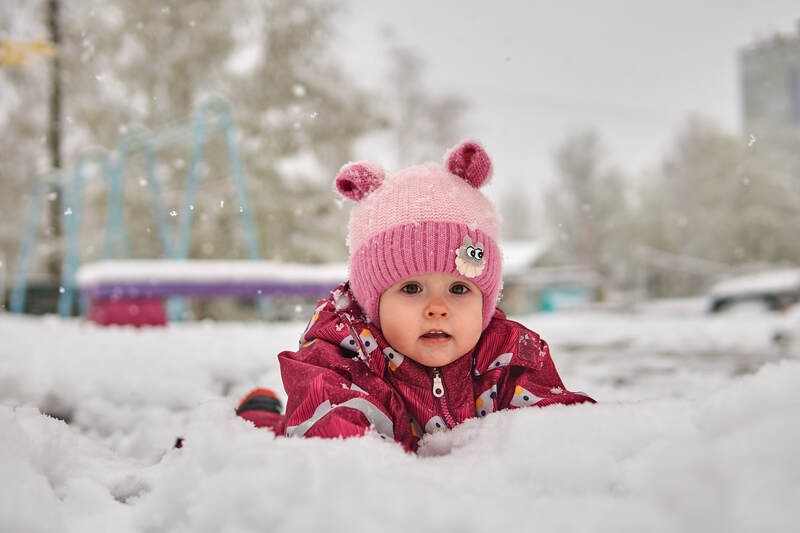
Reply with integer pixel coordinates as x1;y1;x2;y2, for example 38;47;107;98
450;283;470;295
401;283;422;295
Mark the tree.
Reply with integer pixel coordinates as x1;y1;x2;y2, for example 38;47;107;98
500;185;538;241
636;115;800;296
739;126;800;263
642;116;800;264
1;0;387;288
545;130;633;289
385;42;470;166
228;0;386;262
0;1;54;288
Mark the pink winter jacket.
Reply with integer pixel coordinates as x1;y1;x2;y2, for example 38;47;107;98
277;284;595;452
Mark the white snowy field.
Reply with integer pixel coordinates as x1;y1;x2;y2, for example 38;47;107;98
1;300;799;533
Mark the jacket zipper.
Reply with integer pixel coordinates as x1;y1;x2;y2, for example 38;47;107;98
432;367;457;429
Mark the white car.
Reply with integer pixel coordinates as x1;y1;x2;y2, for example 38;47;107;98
707;268;800;313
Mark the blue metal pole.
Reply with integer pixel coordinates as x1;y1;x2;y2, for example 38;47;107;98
57;164;81;317
9;173;60;313
58;149;111;316
176;105;209;259
206;98;270;319
116;129;173;257
165;104;210;321
103;143;131;260
142;141;173;257
211;100;271;319
216;100;262;260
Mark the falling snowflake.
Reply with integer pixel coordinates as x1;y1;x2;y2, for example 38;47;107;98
63;208;72;216
169;210;177;217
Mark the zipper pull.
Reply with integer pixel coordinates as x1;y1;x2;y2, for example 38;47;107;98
432;368;445;398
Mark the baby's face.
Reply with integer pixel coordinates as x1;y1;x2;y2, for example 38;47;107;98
378;272;483;367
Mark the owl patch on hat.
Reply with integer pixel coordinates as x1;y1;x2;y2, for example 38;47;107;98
455;235;486;278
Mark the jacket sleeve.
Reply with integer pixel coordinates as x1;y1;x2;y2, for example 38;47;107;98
278;341;396;441
500;329;596;409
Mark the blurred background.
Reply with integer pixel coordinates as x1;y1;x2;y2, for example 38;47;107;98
1;0;799;320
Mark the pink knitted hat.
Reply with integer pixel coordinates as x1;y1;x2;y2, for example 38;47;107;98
335;140;502;330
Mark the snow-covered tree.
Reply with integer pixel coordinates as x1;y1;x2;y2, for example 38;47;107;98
651;117;797;262
227;0;385;263
739;126;800;263
0;1;55;285
1;0;386;286
544;130;633;290
637;116;800;296
385;43;470;166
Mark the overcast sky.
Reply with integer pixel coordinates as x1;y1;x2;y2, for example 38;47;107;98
334;1;799;201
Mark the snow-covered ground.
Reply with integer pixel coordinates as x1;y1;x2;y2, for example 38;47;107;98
1;301;798;533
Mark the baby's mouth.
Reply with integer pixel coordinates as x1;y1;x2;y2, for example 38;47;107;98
421;330;451;340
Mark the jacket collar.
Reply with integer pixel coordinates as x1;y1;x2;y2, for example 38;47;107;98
301;284;388;376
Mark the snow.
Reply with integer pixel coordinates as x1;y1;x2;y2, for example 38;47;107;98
1;303;799;532
75;259;349;285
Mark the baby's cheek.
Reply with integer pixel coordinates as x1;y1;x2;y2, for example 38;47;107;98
380;319;413;354
464;312;483;349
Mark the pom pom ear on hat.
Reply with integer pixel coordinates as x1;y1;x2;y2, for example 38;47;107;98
335;162;386;201
445;140;493;188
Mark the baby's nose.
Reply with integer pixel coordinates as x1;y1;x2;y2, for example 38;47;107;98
425;298;449;318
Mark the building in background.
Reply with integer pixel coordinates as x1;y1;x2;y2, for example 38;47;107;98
739;20;800;142
500;240;601;314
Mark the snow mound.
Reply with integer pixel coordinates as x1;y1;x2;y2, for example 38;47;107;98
1;311;797;532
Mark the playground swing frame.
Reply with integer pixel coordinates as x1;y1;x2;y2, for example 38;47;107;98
10;98;263;319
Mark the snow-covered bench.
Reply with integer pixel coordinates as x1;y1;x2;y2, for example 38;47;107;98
76;260;347;326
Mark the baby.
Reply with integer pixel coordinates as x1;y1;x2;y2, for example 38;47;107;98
237;140;594;452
